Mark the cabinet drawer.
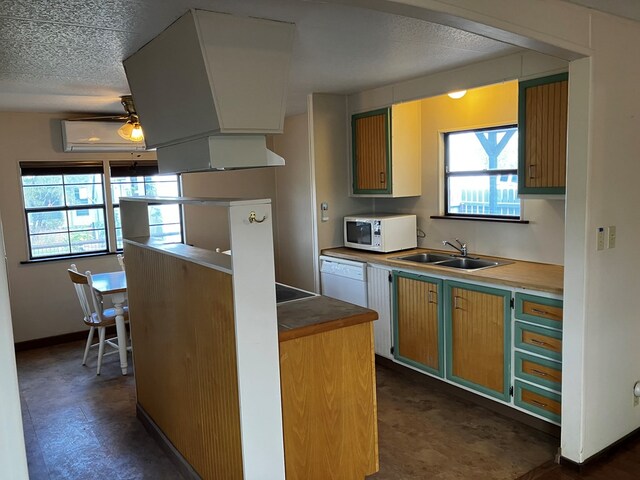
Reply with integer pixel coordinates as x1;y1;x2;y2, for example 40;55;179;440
515;322;562;361
515;293;563;330
514;380;561;424
514;351;562;392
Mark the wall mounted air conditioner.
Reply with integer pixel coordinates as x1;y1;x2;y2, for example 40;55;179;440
61;120;147;152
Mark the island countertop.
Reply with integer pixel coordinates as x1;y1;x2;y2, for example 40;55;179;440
277;295;378;342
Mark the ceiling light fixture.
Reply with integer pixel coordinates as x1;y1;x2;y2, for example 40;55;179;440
117;95;145;142
447;90;467;99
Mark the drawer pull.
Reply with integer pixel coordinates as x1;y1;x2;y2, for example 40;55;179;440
529;338;550;347
531;308;550;316
529;164;536;179
380;171;385;184
530;399;548;408
531;369;549;377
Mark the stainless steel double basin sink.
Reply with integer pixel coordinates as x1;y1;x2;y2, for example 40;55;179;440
392;252;512;272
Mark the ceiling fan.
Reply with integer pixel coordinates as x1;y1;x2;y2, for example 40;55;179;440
69;95;144;142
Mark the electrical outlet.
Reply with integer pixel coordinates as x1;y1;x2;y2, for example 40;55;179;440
597;227;605;251
608;226;616;249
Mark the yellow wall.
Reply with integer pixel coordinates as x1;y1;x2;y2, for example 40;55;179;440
375;81;566;264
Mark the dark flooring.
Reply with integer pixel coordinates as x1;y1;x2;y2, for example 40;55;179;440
18;340;561;479
516;438;640;480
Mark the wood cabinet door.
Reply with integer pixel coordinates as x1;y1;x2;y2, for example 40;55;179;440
445;281;511;400
518;73;568;194
352;108;390;194
393;272;443;377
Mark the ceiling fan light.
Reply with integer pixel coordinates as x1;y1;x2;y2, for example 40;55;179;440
117;121;134;140
130;123;144;142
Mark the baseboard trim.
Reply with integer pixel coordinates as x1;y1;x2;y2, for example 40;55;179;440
559;424;640;471
14;326;118;352
375;355;561;438
136;404;201;480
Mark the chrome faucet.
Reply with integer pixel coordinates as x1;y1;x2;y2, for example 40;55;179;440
442;238;468;257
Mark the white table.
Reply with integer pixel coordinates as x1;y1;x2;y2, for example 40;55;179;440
91;271;128;375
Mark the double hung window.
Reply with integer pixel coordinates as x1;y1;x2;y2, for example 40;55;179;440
22;162;107;259
444;125;520;219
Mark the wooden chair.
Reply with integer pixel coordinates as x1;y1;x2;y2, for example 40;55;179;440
67;264;129;375
116;254;125;271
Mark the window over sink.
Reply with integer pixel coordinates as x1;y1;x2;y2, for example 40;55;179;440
443;125;521;220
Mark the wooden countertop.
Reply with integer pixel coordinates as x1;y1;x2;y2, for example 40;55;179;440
277;295;378;342
322;247;564;295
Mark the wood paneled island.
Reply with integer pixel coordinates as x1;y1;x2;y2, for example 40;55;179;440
121;196;378;480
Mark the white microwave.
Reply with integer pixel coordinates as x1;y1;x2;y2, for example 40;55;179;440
344;214;417;253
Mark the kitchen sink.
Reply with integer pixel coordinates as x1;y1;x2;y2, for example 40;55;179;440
436;258;505;270
392;252;512;271
393;253;455;263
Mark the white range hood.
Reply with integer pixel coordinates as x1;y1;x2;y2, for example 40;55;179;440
123;9;294;173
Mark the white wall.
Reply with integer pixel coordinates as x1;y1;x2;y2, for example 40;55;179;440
310;93;373;252
0;112;155;342
271;94;374;292
0;213;29;478
181;168;277;254
272;114;316;292
374;81;565;264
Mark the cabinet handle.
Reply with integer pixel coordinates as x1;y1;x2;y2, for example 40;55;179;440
380;171;385;184
428;290;437;305
530;399;548;408
454;296;462;310
531;369;549;377
531;308;550;316
529;164;536;179
529;338;550;347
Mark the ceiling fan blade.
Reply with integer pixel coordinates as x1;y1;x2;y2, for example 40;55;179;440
67;115;129;122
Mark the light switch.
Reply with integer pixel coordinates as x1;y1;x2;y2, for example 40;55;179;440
597;227;605;251
320;202;329;222
607;225;616;249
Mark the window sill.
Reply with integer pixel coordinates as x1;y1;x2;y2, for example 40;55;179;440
430;215;529;224
20;251;119;265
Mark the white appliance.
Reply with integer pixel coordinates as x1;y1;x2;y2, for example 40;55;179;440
319;256;367;308
61;120;147;152
344;213;417;253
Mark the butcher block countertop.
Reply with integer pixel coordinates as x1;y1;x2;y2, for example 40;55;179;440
322;247;564;295
277;295;378;342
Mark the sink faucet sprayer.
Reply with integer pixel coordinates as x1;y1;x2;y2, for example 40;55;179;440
442;239;468;257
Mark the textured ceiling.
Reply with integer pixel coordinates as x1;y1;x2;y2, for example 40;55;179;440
565;0;640;22
0;0;521;116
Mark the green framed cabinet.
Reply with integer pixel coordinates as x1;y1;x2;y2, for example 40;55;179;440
514;380;562;424
392;271;444;377
513;291;563;424
514;292;563;330
518;72;568;195
444;280;512;401
351;102;421;197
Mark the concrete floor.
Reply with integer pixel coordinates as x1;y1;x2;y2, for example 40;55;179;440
17;340;557;479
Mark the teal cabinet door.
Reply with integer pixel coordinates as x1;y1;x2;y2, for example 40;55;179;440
352;108;391;194
518;72;568;195
392;271;444;377
444;280;511;401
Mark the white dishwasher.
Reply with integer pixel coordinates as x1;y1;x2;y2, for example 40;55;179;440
319;255;367;307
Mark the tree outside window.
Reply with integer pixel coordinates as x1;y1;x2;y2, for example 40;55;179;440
444;125;520;219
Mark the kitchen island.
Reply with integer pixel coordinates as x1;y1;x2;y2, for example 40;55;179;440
121;196;378;480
